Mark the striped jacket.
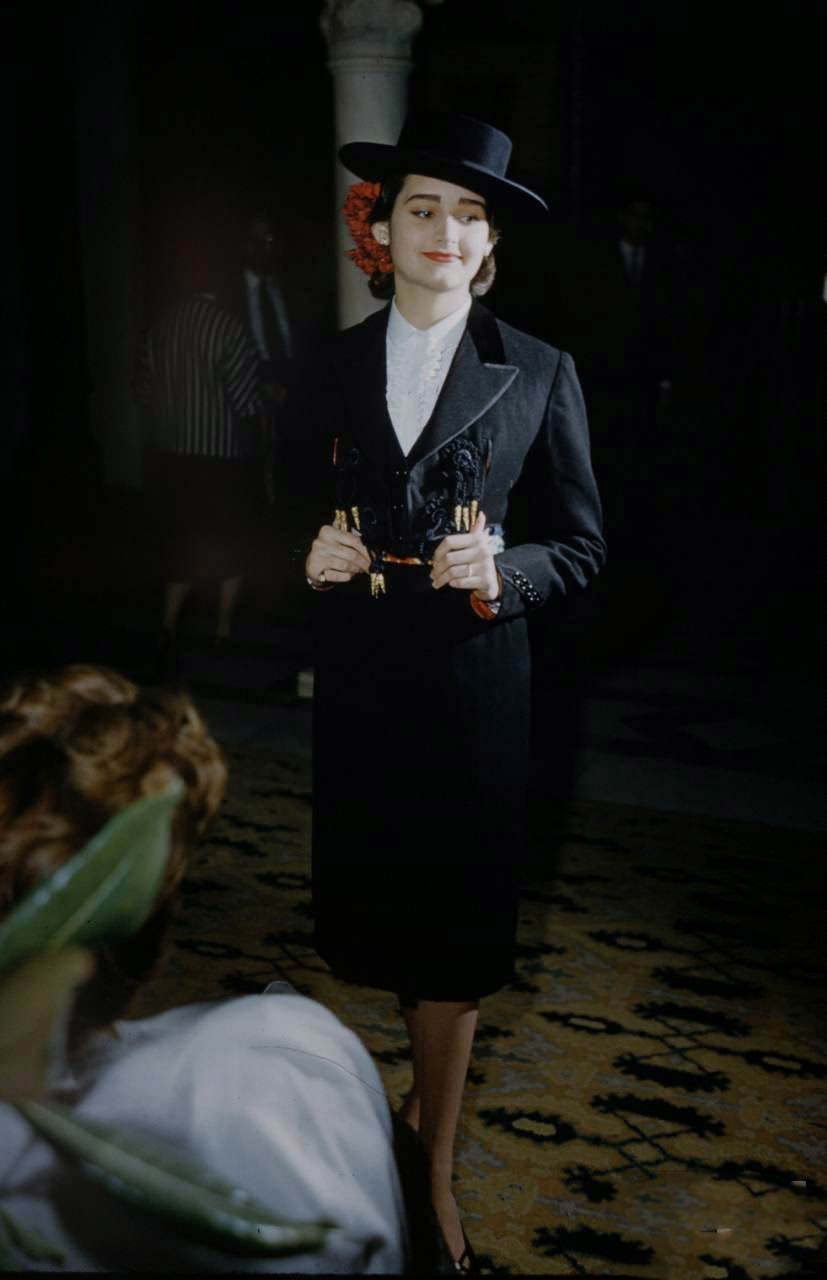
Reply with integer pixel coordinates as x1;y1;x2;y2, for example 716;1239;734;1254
135;292;262;458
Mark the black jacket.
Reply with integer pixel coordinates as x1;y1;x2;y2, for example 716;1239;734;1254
310;300;605;998
314;299;606;623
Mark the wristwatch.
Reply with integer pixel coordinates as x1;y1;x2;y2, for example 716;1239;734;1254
470;570;503;620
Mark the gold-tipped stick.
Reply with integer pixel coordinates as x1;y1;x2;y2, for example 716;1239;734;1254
369;571;386;598
351;506;361;532
462;505;470;532
470;499;479;527
454;504;463;532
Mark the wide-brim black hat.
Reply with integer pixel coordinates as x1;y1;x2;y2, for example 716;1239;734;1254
339;112;548;218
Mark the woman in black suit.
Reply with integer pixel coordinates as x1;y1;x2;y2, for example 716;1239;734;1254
304;113;605;1271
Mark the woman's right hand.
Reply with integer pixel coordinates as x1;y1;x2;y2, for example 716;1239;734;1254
305;525;372;587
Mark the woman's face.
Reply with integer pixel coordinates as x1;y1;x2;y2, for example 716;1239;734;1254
373;173;493;298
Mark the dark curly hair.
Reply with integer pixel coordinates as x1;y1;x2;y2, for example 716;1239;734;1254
0;666;227;1043
366;174;501;301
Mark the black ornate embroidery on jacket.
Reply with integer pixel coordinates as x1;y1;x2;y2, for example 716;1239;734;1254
436;437;491;535
440;437;480;488
439;439;481;517
413;492;456;556
358;505;384;545
328;434;499;574
331;437;361;528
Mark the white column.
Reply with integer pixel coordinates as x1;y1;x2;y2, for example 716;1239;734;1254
321;0;439;329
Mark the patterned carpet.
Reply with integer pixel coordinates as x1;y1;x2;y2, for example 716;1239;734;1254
128;745;827;1278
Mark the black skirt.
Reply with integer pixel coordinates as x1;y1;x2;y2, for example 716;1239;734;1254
311;564;531;1002
145;450;267;581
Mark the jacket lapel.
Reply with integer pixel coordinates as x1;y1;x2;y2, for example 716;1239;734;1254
405;301;518;469
344;305;406;463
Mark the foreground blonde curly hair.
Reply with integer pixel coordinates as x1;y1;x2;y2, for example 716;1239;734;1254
0;666;227;1039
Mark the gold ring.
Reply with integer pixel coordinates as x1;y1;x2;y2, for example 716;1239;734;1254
319;569;327;583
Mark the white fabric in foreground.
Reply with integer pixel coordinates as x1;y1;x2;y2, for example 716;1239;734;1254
0;988;407;1273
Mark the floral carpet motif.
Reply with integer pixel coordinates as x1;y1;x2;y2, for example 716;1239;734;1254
129;746;827;1278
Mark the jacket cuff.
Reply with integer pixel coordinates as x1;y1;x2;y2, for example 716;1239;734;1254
505;568;543;609
496;563;544;619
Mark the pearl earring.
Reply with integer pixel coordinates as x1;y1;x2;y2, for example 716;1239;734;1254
374;225;389;245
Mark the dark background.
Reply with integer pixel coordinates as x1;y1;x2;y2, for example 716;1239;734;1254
4;0;825;668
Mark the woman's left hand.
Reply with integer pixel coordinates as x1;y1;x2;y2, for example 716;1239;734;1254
430;512;501;602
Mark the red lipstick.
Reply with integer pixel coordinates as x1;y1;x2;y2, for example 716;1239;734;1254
423;252;460;262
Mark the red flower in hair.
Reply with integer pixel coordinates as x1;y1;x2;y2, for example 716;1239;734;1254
342;181;394;277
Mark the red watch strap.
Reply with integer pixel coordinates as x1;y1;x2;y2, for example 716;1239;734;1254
470;592;499;620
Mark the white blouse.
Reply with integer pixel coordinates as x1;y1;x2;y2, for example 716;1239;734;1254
385;298;471;456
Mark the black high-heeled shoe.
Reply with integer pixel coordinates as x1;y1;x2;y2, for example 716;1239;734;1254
454;1224;479;1274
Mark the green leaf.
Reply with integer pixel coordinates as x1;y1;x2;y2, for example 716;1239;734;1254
18;1100;333;1259
0;1205;66;1265
0;781;184;979
0;1232;19;1272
